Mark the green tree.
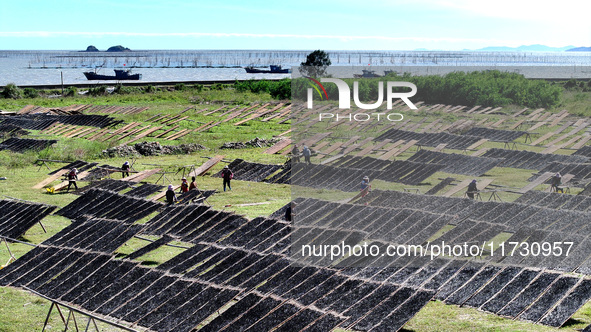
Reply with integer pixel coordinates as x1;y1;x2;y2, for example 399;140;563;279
299;50;331;77
1;83;23;99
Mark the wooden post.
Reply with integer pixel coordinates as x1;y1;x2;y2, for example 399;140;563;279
3;238;16;263
42;303;55;332
84;316;92;332
72;309;79;331
38;221;47;233
54;304;67;326
64;310;72;332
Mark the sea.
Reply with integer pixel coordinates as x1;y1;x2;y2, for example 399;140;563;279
1;50;591;86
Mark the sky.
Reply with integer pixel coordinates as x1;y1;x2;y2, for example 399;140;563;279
0;0;589;51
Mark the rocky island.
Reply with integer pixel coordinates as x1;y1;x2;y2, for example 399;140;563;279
81;45;132;52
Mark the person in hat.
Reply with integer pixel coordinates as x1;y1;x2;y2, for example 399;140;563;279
166;184;177;205
551;172;563;193
180;177;189;193
467;179;478;199
121;161;130;178
360;176;371;198
121;161;131;178
189;176;198;191
66;168;78;192
221;165;234;192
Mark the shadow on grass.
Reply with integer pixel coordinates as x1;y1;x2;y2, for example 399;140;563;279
15;236;33;243
140;260;160;267
562;317;587;329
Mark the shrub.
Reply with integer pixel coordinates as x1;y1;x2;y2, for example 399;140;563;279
174;83;186;91
64;86;78;97
211;83;227;90
291;70;561;108
23;88;39;98
1;83;23;99
114;84;140;94
88;85;108;96
269;79;291;99
235;79;290;99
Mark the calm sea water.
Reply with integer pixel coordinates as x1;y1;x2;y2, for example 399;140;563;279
1;50;591;86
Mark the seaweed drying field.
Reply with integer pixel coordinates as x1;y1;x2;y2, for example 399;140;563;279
2;188;591;331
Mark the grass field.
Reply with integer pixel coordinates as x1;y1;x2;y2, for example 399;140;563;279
1;84;591;331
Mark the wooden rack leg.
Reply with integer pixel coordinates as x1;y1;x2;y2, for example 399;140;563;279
38;221;47;233
84;317;92;332
3;238;16;263
64;310;71;332
55;304;67;325
42;303;55;332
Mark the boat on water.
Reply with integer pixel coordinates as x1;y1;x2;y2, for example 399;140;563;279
244;65;290;74
83;69;142;80
353;69;382;78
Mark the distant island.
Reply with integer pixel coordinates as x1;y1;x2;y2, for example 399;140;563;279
81;45;132;52
476;44;575;52
412;45;583;52
566;47;591;52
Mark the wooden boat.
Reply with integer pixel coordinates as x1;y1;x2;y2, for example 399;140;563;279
244;65;290;74
83;69;142;80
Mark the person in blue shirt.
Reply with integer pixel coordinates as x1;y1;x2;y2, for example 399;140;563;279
360;176;371;197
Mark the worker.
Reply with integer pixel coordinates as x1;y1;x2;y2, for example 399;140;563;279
292;145;301;163
285;202;296;221
551;173;563;193
360;176;371;198
467;179;478;199
189;176;198;190
121;161;130;178
221;165;234;192
180;177;189;193
302;145;312;164
166;184;177;205
66;168;78;192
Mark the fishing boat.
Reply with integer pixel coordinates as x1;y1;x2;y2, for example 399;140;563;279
353;70;382;78
83;69;142;80
244;65;290;74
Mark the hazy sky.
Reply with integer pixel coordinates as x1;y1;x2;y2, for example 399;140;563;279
1;0;589;50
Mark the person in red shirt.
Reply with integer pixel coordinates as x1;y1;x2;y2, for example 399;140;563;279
221;166;233;191
180;177;189;193
66;168;78;192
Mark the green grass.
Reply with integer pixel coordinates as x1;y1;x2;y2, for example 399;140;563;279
404;300;591;332
0;287;119;332
558;90;591;117
0;85;276;111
